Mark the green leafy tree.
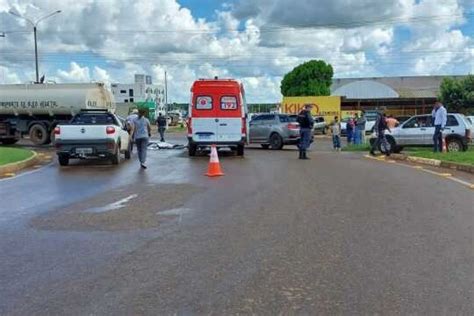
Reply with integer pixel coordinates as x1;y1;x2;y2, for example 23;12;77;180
439;75;474;114
280;60;334;97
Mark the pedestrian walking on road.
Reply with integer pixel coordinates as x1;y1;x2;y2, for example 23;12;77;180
132;109;151;169
355;111;366;145
346;116;355;145
370;109;391;156
297;104;314;160
332;116;342;151
156;112;167;142
432;101;447;152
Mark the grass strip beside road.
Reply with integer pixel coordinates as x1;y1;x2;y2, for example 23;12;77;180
406;147;474;166
342;144;371;152
0;147;34;166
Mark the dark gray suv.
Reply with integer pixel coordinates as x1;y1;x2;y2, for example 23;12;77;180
249;114;301;150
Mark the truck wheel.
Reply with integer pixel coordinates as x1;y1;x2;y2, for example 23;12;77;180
29;124;49;145
188;143;197;157
58;154;69;166
0;138;19;145
237;144;245;156
111;144;121;165
269;133;283;150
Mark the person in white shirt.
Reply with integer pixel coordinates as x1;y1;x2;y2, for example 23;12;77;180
432;101;447;152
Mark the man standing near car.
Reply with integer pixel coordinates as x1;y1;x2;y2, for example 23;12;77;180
432;101;447;152
156;112;167;142
370;108;391;156
126;108;139;152
132;109;151;169
355;112;366;145
297;104;314;160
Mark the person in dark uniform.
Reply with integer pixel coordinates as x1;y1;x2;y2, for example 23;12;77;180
297;104;314;160
156;112;167;142
370;108;391;156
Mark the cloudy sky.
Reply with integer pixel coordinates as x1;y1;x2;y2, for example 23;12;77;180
1;0;473;102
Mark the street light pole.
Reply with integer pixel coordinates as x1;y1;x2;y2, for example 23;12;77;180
33;26;38;82
8;9;61;83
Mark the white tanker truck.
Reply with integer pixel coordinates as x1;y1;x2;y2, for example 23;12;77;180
0;83;115;145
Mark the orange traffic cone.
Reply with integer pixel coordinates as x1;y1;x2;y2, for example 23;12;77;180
205;145;224;177
442;136;447;153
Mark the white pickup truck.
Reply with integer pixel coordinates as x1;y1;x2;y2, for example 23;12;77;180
54;110;131;166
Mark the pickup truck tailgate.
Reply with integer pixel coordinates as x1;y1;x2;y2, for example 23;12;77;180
57;125;109;140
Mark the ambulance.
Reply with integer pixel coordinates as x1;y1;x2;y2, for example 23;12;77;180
187;78;248;156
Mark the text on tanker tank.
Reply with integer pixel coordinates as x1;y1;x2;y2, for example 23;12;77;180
0;101;59;109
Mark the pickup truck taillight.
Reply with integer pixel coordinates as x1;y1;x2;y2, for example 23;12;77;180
242;118;247;136
54;127;61;135
106;126;116;135
287;123;300;131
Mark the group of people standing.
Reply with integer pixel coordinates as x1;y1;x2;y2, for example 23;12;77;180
345;112;367;145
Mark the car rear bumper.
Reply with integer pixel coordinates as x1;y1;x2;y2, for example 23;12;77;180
188;137;245;147
55;139;117;158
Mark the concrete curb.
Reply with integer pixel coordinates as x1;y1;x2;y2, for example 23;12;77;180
0;150;39;175
390;153;474;174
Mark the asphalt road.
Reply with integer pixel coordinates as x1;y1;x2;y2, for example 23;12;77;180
1;136;473;315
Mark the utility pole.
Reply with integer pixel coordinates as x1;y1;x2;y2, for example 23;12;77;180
9;9;61;83
165;71;168;112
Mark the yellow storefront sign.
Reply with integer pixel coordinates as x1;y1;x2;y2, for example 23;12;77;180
281;96;341;122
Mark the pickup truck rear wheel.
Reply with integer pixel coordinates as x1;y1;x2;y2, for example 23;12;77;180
111;144;121;165
237;144;244;156
58;154;69;166
29;124;49;145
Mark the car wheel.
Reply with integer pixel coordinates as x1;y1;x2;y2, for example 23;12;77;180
261;144;270;149
378;136;396;154
237;144;244;156
269;133;283;150
447;138;463;152
188;142;197;156
58;154;69;166
111;144;121;165
29;124;49;145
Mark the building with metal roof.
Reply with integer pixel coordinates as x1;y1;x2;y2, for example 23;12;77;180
331;75;467;115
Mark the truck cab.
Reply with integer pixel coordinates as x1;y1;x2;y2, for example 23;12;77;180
187;79;248;156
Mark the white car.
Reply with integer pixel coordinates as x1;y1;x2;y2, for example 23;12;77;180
54;110;132;166
371;113;472;153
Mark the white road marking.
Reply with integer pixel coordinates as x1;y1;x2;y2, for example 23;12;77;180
84;194;138;213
